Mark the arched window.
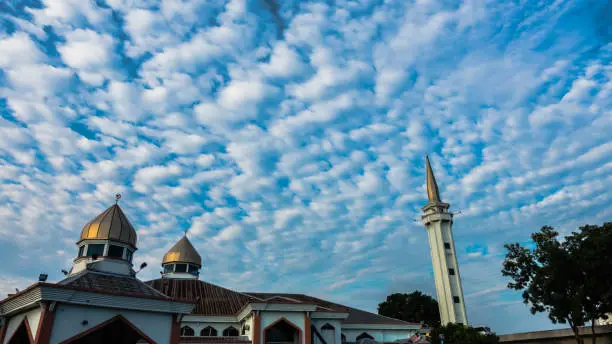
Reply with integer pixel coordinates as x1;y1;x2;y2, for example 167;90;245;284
321;323;334;330
201;326;218;336
321;323;335;344
181;326;195;336
223;326;239;336
356;333;374;341
265;319;299;344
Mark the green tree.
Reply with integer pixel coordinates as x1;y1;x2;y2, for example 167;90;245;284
502;223;612;344
377;291;440;327
430;324;498;344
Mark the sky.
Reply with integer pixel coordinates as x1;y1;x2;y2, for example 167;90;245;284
0;0;610;336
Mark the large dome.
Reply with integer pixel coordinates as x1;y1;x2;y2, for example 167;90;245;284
162;236;202;266
79;204;137;248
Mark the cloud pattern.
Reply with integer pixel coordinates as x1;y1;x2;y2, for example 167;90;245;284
0;0;611;335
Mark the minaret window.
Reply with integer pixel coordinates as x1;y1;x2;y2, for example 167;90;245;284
126;249;133;262
444;242;451;250
87;244;105;256
449;268;455;275
223;326;239;336
175;263;188;273
164;264;173;274
107;245;124;258
453;296;461;303
78;246;85;257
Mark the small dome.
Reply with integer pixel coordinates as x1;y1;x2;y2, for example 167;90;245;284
163;236;201;266
79;204;137;248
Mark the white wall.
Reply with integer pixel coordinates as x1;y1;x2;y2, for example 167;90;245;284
3;307;42;344
49;303;173;343
342;329;416;342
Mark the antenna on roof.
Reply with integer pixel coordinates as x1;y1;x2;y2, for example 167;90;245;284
135;262;148;274
115;193;122;204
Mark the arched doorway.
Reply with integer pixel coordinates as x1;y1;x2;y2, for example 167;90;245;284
7;318;34;344
265;318;301;344
60;315;155;344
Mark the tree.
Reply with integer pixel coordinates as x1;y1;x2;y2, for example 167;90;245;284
502;223;612;344
565;223;612;344
378;291;440;327
430;324;498;344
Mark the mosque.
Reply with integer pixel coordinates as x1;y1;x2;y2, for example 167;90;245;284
0;158;465;343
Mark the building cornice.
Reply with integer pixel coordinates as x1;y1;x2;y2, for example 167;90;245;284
341;323;421;330
237;303;318;321
0;283;193;317
310;312;349;320
183;315;239;323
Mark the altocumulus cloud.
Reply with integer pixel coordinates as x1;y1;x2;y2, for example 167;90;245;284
0;0;611;335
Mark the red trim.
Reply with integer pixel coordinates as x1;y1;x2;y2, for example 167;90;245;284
170;314;181;344
58;314;156;344
0;316;9;344
6;316;35;343
252;313;261;344
263;317;303;344
304;315;311;344
35;302;56;344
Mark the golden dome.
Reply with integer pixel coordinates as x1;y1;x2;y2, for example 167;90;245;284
79;204;137;248
162;236;201;266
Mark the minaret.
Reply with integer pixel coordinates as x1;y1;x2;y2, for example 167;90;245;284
421;156;468;326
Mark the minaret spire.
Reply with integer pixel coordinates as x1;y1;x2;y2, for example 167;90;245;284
425;155;441;203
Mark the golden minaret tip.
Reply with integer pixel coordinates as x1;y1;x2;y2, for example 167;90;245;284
425;155;441;203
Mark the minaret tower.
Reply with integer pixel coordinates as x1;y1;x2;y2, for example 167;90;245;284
421;156;468;326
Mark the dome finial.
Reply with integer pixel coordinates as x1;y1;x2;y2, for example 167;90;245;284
115;193;121;204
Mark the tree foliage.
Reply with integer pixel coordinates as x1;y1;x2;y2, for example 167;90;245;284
429;324;498;344
502;223;612;344
378;291;440;327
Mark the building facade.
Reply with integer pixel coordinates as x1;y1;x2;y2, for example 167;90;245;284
0;196;422;343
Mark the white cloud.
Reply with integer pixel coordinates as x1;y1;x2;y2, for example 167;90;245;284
0;0;610;336
0;32;45;67
133;164;183;193
58;29;117;85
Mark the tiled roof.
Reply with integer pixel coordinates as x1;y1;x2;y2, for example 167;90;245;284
146;279;254;316
243;293;418;325
146;279;417;325
58;271;170;300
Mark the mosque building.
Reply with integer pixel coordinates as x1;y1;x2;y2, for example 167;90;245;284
0;158;465;343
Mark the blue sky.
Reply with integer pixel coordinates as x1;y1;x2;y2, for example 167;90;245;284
0;0;610;335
